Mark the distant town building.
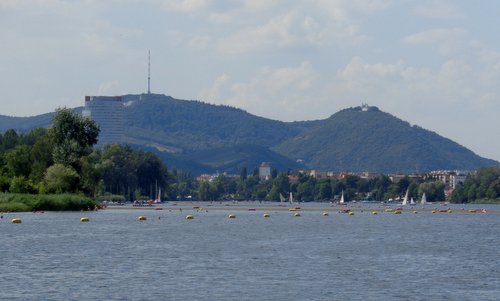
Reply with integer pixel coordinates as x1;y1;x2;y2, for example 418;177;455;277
259;162;271;180
83;96;124;146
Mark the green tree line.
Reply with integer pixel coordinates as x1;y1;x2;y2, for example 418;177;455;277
451;167;500;203
1;108;497;208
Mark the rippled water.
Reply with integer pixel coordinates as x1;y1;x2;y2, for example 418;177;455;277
1;204;499;300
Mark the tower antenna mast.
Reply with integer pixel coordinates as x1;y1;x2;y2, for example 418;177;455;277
148;50;151;94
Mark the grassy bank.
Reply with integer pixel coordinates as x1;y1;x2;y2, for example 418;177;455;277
0;193;97;212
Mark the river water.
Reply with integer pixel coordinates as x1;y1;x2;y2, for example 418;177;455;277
1;203;499;300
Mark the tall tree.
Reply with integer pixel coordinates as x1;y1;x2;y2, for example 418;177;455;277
50;108;99;169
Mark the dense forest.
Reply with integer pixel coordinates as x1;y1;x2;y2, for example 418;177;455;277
0;108;498;212
1;94;497;175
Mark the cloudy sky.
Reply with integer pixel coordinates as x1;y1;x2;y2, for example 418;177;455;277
1;0;499;161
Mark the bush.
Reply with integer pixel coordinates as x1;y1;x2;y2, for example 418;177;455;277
0;193;97;212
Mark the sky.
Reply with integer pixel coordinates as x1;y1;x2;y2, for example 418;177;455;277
1;0;499;162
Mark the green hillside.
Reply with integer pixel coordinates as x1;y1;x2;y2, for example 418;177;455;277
0;96;497;174
274;106;498;173
121;94;311;150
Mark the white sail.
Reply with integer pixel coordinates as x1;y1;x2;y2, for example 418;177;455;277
339;191;345;204
279;193;286;203
289;192;294;204
402;189;409;206
154;188;161;203
421;192;427;205
410;197;415;205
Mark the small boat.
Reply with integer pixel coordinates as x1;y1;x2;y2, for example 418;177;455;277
339;190;346;205
420;192;427;205
402;189;409;206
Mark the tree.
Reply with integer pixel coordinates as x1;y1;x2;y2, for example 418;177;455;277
44;164;80;193
5;145;32;178
239;167;247;181
50;108;99;169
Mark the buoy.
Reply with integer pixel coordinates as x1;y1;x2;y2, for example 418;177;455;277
348;212;354;216
413;211;418;214
394;210;402;214
468;209;476;213
185;214;194;219
372;211;378;215
431;210;437;213
11;218;22;224
80;217;90;222
228;214;236;219
294;212;301;217
263;213;270;218
137;216;147;221
322;212;329;216
447;210;452;213
384;209;394;213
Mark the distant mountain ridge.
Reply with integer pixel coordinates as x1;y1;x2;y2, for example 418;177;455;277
0;94;497;174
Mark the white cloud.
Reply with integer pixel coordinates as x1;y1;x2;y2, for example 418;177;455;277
217;12;299;54
414;0;462;19
402;28;466;56
200;62;319;120
98;80;121;95
160;0;210;12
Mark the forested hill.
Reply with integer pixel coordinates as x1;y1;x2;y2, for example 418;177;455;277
0;94;497;174
273;106;498;173
120;94;316;151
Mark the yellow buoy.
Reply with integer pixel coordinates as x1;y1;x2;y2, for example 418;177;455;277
431;210;437;213
372;211;378;215
263;213;270;218
80;217;90;222
413;211;418;214
384;209;394;213
11;218;22;224
468;209;476;213
294;212;301;217
394;210;402;214
185;214;194;219
322;212;329;216
228;214;236;219
447;210;452;213
137;216;147;221
348;212;354;216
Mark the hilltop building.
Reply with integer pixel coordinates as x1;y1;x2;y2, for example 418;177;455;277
83;96;124;146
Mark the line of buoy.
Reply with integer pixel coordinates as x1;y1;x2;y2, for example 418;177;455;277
11;218;22;224
185;214;194;219
228;214;236;219
322;212;329;216
263;213;270;218
294;212;301;217
80;217;90;222
372;211;378;215
137;216;147;221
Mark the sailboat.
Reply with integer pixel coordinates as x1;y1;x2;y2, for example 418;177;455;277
410;197;416;205
289;192;294;204
420;192;427;205
402;189;409;206
339;191;345;204
154;188;162;203
279;193;286;203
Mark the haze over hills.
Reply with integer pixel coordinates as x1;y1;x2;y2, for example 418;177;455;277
0;94;497;174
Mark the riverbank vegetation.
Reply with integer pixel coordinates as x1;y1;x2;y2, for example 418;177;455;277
0;109;498;211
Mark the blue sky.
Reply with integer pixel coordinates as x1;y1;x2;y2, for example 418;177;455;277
1;0;499;162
